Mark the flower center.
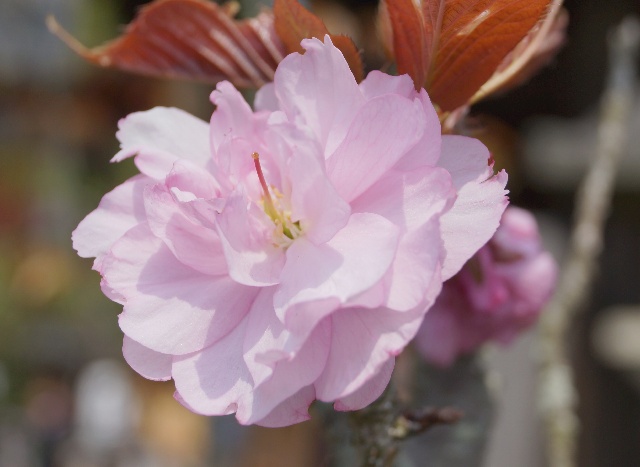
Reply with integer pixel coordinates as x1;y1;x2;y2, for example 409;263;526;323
252;152;301;245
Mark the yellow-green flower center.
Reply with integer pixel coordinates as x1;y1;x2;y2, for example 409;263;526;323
252;152;302;245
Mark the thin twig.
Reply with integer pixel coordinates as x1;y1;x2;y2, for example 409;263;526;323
538;17;640;467
390;406;464;440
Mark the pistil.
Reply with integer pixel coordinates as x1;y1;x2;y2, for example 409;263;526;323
251;152;301;243
252;152;278;221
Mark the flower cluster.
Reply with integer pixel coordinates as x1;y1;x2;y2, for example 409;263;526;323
73;36;507;426
414;207;557;367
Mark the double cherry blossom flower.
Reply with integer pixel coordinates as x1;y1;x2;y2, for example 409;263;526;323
73;37;508;426
415;207;558;367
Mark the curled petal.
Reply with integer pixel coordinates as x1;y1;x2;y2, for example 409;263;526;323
334;358;395;411
438;135;509;280
122;336;172;381
114;107;211;179
72;175;149;269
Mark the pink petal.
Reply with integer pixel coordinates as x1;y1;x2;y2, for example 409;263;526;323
351;166;454;232
215;190;285;286
326;94;425;202
384;219;445;311
72;175;149;269
122;336;172;381
172;318;253;416
274;36;365;157
274;213;399;344
209;81;265;154
102;224;258;355
343;280;390;310
413;291;462;368
289;148;351;244
395;90;443;170
165;159;222;200
359;70;416;99
351;167;454;311
438;135;509;280
491;206;540;257
210;136;257;194
506;251;558;317
259;120;318;198
357;72;442;169
241;287;290;387
253;386;316;428
315;305;424;401
438;136;493;185
144;184;227;276
360;70;441;170
237;319;331;425
334;358;395;411
100;277;126;305
113;107;210;179
254;82;278;112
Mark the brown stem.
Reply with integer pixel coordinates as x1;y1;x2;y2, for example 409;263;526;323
537;16;640;467
348;384;400;467
390;406;464;440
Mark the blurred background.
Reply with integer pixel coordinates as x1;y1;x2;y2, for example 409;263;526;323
1;0;640;465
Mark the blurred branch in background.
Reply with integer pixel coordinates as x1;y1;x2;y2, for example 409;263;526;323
538;16;640;467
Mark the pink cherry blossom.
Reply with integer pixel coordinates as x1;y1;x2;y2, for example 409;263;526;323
414;206;557;367
72;36;508;426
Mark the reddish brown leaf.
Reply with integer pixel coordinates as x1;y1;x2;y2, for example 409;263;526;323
376;1;395;60
471;0;567;103
423;0;554;111
48;0;287;88
383;0;428;90
273;0;327;54
273;0;364;82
